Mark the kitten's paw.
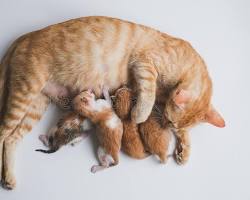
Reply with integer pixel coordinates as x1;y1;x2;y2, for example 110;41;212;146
91;165;101;173
174;143;190;165
131;107;148;124
1;175;16;190
91;165;107;173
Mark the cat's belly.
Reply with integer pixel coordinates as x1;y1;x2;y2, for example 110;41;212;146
51;62;129;97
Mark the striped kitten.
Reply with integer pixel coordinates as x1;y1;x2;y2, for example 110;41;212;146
0;16;225;189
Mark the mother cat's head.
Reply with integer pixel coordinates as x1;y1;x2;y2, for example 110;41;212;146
155;35;225;130
162;70;225;130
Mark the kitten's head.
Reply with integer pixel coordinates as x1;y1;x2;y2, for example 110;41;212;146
72;90;96;116
163;87;225;130
38;113;84;153
113;87;134;120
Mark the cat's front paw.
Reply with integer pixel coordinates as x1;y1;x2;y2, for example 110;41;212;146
174;142;190;165
131;107;148;124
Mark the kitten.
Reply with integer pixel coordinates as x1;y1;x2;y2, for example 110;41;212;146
114;87;171;163
0;16;225;189
113;87;147;159
139;111;171;163
72;89;123;173
36;112;93;153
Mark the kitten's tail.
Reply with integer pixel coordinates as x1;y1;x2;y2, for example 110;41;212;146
35;148;58;154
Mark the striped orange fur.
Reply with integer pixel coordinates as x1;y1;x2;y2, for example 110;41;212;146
0;16;224;189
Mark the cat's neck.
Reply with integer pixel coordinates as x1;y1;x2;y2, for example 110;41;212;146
152;34;212;99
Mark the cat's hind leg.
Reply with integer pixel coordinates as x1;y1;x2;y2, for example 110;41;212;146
91;147;115;173
0;70;47;189
2;93;49;189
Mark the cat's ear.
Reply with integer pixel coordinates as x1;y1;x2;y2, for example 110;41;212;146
205;106;225;128
173;89;191;108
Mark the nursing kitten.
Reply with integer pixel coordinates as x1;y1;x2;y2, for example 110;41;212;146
139;111;171;163
114;87;170;162
36;112;93;153
113;87;147;159
0;16;225;189
73;89;123;173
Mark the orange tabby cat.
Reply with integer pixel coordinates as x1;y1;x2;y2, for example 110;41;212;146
0;16;225;189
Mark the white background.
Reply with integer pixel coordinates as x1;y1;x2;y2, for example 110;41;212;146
0;0;249;200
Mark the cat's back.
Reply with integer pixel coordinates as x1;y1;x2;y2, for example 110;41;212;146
26;16;147;49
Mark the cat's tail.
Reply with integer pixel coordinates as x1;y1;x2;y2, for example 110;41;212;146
0;55;9;119
0;37;23;119
0;63;4;103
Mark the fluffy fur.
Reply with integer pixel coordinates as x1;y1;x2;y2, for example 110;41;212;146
113;87;146;159
114;87;170;162
139;112;170;163
37;112;92;153
0;16;225;189
73;89;123;173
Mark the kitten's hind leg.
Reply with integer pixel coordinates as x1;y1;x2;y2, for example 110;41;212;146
91;146;115;173
91;165;108;173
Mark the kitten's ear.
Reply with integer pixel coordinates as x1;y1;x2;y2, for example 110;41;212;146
205;106;225;128
173;89;191;108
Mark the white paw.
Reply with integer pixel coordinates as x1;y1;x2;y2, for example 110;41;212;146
91;165;99;173
90;165;107;173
